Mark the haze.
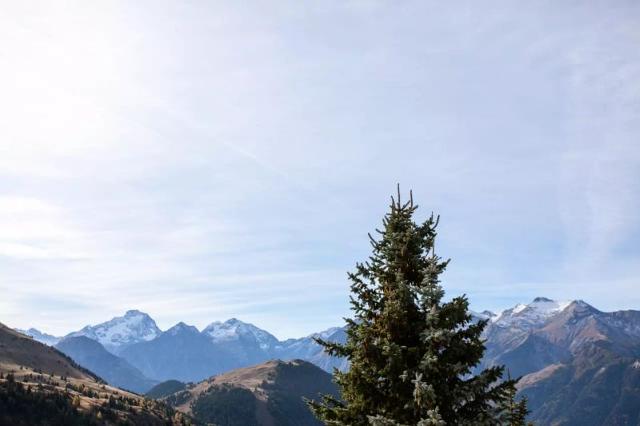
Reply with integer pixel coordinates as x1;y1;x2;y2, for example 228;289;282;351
1;1;639;338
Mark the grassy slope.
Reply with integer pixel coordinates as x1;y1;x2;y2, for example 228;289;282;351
0;323;195;425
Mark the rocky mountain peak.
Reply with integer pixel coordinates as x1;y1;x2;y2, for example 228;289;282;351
202;318;279;350
491;297;573;332
166;322;199;335
66;310;161;353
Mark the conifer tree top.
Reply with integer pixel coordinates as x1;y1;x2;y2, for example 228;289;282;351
308;188;524;426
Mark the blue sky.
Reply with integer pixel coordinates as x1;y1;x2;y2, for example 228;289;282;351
1;1;639;339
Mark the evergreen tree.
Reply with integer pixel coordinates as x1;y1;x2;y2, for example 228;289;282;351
309;188;524;425
504;384;531;426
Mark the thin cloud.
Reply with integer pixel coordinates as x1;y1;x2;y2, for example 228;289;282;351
0;1;639;337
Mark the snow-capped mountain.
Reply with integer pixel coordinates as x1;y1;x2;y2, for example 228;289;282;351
482;297;574;362
313;326;345;340
202;318;279;350
274;325;349;372
166;322;199;336
201;318;281;369
467;296;640;425
16;328;61;346
118;316;349;381
66;310;161;354
14;298;640;425
510;300;640;425
469;310;497;322
492;297;572;330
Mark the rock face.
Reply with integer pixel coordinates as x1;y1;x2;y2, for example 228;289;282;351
55;336;157;393
164;359;339;426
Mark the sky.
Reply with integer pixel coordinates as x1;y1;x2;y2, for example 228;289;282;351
0;1;639;339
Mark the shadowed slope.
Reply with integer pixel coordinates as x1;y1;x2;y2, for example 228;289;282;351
165;359;338;426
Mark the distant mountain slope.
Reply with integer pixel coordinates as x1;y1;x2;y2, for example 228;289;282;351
165;359;338;426
66;310;161;354
201;319;349;374
122;319;348;383
519;350;640;425
203;318;280;350
0;323;192;425
1;323;97;381
56;336;157;393
14;328;60;346
16;298;640;425
470;298;640;425
120;322;236;382
27;310;348;382
202;318;279;366
274;326;349;372
481;297;574;375
509;301;640;425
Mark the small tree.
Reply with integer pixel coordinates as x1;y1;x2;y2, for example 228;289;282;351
504;384;531;426
309;188;525;425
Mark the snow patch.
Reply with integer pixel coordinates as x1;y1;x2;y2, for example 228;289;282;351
202;318;278;350
512;304;528;314
67;310;161;352
493;297;573;329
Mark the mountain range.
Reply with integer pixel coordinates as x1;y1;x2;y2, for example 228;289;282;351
0;323;192;425
22;311;347;388
491;299;640;425
13;296;640;425
55;335;158;393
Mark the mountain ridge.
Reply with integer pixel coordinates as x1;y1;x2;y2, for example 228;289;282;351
65;309;162;354
12;296;640;425
163;359;338;426
16;297;638;381
0;323;190;425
